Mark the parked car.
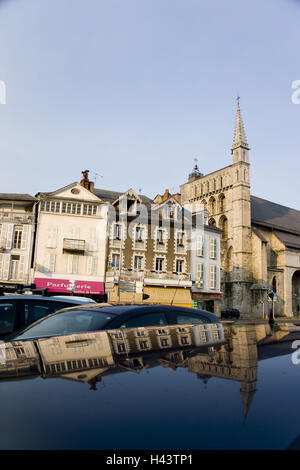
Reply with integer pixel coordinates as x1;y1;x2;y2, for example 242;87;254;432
0;294;97;340
6;304;220;341
221;308;241;319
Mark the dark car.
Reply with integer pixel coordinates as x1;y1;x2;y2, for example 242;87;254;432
221;308;241;319
6;304;220;341
0;294;96;340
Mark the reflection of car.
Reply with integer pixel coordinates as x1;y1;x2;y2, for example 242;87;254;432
0;295;97;340
6;304;220;341
221;308;241;319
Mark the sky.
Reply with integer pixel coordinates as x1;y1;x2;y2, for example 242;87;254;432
0;0;299;209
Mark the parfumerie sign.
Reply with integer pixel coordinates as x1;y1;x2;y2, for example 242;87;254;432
34;277;104;294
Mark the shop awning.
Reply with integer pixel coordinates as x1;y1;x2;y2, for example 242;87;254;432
143;286;193;308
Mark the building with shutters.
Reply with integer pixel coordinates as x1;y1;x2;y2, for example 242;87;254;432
0;193;37;289
190;218;222;314
98;188;193;306
32;171;109;300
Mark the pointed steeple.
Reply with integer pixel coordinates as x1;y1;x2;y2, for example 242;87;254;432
231;98;250;153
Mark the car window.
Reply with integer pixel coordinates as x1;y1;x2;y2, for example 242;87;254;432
14;309;114;340
23;301;77;326
0;302;16;335
170;313;207;325
119;312;168;329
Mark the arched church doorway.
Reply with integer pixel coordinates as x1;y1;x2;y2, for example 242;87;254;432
292;271;300;316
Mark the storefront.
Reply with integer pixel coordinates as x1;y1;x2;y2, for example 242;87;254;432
34;277;105;300
191;289;222;315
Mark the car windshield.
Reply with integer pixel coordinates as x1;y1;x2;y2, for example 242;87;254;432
11;310;114;340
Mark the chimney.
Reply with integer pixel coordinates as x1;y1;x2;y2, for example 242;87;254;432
88;181;94;193
163;189;169;201
80;170;90;190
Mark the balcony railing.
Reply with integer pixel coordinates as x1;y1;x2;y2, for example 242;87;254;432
63;238;85;253
0;214;33;224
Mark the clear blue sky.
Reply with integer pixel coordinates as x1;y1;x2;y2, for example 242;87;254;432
0;0;299;209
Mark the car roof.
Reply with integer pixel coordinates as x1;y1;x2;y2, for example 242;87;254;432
54;303;218;320
0;295;94;304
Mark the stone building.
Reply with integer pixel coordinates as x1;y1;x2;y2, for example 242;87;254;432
0;193;36;289
101;188;193;306
180;104;300;317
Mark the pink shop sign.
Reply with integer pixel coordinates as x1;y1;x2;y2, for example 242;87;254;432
34;277;104;295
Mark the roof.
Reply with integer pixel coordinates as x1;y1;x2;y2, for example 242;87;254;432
94;187;154;208
273;231;300;250
251;196;300;235
0;193;37;202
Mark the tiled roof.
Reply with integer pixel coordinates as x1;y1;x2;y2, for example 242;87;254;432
0;193;37;202
251;196;300;234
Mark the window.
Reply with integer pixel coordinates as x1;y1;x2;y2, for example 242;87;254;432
10;255;20;279
210;265;217;290
177;231;184;246
62;202;67;213
196;236;203;257
155;258;164;271
135;226;144;242
176;259;183;273
169;206;175;218
67;255;79;274
55;202;61;213
23;301;69;326
14;310;115;340
209;238;217;259
156;229;164;244
113;224;121;240
134;256;143;271
0;302;16;336
13;226;23;249
171;313;206;325
111;253;120;269
197;263;204;285
160;338;169;347
119;312;168;328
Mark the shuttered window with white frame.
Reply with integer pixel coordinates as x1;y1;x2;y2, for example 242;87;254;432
209;238;217;259
196;236;204;257
209;265;217;290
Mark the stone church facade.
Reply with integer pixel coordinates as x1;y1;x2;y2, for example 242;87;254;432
180;105;300;318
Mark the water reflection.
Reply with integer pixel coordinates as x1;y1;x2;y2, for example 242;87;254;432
1;321;299;421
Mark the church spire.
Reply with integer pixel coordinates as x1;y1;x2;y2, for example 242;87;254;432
231;98;249;153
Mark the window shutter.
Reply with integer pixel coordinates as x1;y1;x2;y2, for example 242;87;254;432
47;226;57;248
5;224;13;249
2;254;10;280
197;236;203;256
73;255;78;274
67;255;73;274
50;253;56;273
43;253;51;272
88;230;97;252
18;255;25;280
21;225;29;250
87;256;93;275
0;224;7;248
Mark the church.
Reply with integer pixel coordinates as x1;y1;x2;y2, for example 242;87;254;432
180;104;300;318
